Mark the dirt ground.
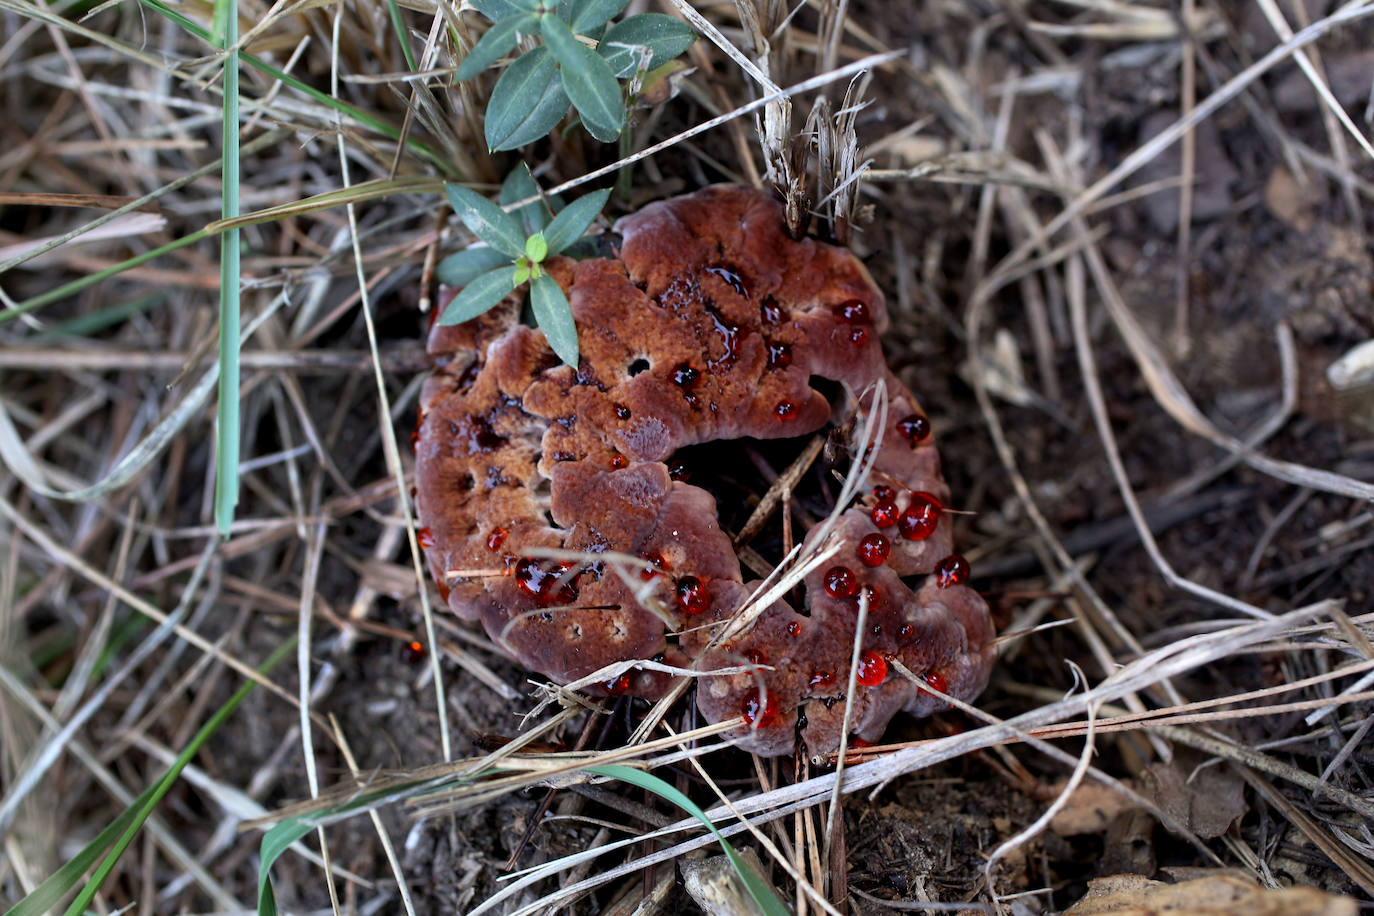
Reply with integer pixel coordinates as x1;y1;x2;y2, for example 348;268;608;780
2;0;1373;913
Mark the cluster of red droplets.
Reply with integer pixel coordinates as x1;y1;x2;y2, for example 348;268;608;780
514;558;580;607
836;299;870;347
868;485;943;543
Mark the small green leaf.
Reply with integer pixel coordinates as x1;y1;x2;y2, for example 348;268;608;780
542;188;609;254
436;245;512;287
472;0;537;18
456;12;535;81
525;232;549;262
513;262;532;285
437;266;518;325
485;47;572;151
500;164;553;233
564;0;631;34
541;15;624;142
530;272;579;366
445;184;526;258
599;14;696;78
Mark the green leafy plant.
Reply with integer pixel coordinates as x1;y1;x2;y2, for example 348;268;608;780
457;0;696;150
438;169;609;366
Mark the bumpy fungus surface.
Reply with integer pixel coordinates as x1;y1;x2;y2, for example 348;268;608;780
414;186;995;756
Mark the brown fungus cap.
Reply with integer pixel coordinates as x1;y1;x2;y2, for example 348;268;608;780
414;185;995;756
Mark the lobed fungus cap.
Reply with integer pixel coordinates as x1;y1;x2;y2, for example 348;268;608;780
414;186;995;755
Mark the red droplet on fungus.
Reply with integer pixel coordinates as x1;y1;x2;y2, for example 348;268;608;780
417;527;435;550
856;650;887;686
486;527;508;551
402;640;426;663
853;584;880;608
639;552;667;580
786;620;802;637
935;554;970;589
809;670;835;690
775;400;797;420
923;670;948;694
849;327;868;345
898;623;914;640
897;492;942;540
672;363;700;388
743;648;767;666
823;566;859;599
741;688;779;727
857;533;890;567
871;500;899;528
514;558;542;599
676;576;709;614
614;404;631;419
837;299;870;323
766;341;792;369
897;413;931;444
607;673;632;694
610;453;628;469
873;485;895;502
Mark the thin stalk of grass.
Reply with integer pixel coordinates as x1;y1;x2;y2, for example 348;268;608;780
214;0;241;537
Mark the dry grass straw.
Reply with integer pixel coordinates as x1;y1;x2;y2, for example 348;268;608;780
2;0;1373;911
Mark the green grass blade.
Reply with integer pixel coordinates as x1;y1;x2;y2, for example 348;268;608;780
385;0;418;72
588;765;792;916
28;293;162;341
3;640;295;916
257;819;316;916
1;229;210;325
214;0;241;538
3;783;162;916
